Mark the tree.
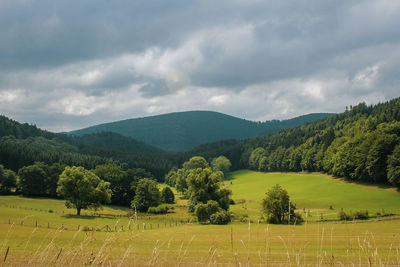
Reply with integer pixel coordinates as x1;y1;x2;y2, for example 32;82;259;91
164;169;177;187
211;156;231;175
183;156;209;170
161;187;175;204
186;168;231;212
249;147;266;170
0;165;17;194
169;156;210;194
131;178;160;212
18;164;47;195
93;164;139;206
261;184;298;224
388;144;400;187
57;166;111;215
34;162;66;196
366;134;398;183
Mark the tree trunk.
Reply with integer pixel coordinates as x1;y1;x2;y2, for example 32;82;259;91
77;207;81;216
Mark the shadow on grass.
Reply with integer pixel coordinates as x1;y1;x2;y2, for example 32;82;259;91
61;214;97;220
105;204;131;212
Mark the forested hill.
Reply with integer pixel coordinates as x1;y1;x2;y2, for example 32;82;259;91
242;97;400;187
69;111;333;152
0;115;163;155
0;115;169;177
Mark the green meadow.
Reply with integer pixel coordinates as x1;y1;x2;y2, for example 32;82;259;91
228;170;400;221
1;171;400;266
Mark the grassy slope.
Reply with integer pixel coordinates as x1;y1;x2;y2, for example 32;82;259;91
228;170;400;220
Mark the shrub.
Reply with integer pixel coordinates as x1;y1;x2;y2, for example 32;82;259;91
194;200;222;223
339;210;369;221
161;187;175;204
339;211;352;221
194;204;208;222
147;204;174;214
210;210;231;225
353;210;369;220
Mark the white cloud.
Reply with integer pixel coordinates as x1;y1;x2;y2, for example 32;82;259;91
209;95;228;106
0;90;20;102
353;63;381;89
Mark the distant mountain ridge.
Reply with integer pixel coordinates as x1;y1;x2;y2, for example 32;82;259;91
69;111;334;152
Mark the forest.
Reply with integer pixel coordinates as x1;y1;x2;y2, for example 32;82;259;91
1;97;400;187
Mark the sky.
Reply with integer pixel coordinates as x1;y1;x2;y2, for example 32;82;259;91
0;0;399;132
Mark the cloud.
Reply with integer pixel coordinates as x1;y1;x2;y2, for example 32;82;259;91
0;0;399;131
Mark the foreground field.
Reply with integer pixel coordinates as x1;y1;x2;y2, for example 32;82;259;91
1;171;400;266
1;218;400;266
228;170;400;221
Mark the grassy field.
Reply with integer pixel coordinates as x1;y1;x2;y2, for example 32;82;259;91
1;171;400;266
227;170;400;221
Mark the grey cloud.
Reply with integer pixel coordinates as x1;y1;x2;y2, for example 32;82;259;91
139;80;170;98
0;0;399;131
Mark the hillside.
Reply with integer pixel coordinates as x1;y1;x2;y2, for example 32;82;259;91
0;115;169;177
65;132;164;155
69;111;333;152
243;97;400;186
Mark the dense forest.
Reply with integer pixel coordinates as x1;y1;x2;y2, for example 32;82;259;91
0;115;174;179
243;98;400;186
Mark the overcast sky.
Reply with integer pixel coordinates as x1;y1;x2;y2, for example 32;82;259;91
0;0;399;132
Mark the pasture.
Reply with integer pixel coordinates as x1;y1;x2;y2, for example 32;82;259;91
1;171;400;266
228;170;400;221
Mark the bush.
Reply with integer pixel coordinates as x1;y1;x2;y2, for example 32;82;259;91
339;210;369;221
194;203;208;222
147;204;174;214
238;214;249;222
210;210;231;225
353;210;369;220
194;200;221;223
161;187;175;204
294;213;304;224
339;211;352;221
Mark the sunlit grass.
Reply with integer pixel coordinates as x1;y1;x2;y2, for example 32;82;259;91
227;170;400;221
1;171;400;265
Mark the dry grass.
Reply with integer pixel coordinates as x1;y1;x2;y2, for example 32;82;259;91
1;219;400;266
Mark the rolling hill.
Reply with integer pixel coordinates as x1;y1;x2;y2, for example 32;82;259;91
69;111;333;152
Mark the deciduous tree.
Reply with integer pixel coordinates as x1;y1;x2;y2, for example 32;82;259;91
57;166;111;215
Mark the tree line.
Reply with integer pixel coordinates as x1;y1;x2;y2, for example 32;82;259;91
0;160;169;205
246;99;400;186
